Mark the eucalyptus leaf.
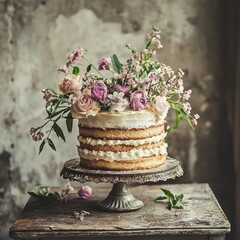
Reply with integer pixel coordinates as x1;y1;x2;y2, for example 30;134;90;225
46;108;66;119
66;114;73;133
53;123;66;142
39;140;46;154
47;138;56;151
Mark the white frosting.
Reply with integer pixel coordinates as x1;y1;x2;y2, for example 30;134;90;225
79;110;163;129
79;133;167;146
79;143;168;162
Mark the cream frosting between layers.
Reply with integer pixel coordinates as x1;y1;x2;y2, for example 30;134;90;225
79;143;168;162
78;133;167;146
78;109;163;129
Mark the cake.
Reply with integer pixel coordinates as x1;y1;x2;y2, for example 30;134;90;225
32;27;199;171
77;110;168;171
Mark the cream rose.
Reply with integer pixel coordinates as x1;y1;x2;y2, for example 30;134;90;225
152;96;170;121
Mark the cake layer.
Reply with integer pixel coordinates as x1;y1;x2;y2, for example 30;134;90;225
80;154;166;171
78;133;167;146
79;124;164;140
78;110;164;129
80;140;164;152
78;143;168;161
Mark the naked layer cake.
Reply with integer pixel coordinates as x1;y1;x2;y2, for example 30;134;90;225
77;110;167;170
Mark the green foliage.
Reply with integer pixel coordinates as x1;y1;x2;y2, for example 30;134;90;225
155;188;184;210
111;54;122;73
53;122;66;142
39;139;46;154
72;66;80;75
66;113;73;133
27;185;61;201
86;64;92;72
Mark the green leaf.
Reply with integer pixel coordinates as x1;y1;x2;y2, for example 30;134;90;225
111;54;122;73
72;66;80;75
155;188;184;210
154;196;167;202
161;188;174;199
146;40;152;49
66;114;73;133
53;123;66;142
46;108;66;119
47;138;56;151
28;186;60;201
176;194;184;202
86;64;92;72
27;185;40;195
174;109;179;129
39;140;46;154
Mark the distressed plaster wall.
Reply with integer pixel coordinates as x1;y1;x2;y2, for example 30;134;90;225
0;0;235;239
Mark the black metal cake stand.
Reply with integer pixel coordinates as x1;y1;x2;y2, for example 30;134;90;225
60;157;183;212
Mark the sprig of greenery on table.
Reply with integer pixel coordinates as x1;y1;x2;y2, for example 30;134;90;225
155;188;184;210
27;185;61;201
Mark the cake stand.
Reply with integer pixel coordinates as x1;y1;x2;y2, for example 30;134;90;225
60;157;183;212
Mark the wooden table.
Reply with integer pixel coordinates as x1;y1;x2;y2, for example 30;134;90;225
9;183;230;240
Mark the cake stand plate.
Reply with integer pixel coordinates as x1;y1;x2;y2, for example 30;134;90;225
60;157;183;212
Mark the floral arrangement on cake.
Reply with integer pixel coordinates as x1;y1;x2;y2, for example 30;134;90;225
30;27;199;153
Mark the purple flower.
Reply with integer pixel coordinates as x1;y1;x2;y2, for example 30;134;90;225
98;57;111;70
113;84;128;94
62;194;73;203
29;128;44;141
41;89;52;102
130;89;147;111
57;65;68;73
91;81;108;101
66;47;84;67
78;186;92;199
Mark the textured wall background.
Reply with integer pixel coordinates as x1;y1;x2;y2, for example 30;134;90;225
0;0;235;239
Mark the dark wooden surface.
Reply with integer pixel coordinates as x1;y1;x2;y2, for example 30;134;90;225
9;183;230;240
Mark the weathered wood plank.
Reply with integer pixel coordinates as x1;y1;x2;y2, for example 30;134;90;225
9;184;230;239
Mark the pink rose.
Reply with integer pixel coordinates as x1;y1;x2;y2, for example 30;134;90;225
130;90;147;111
59;74;80;94
98;57;111;70
91;81;108;101
113;84;129;94
71;92;100;118
72;94;94;113
78;186;92;199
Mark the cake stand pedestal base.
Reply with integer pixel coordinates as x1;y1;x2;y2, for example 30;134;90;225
97;182;144;212
60;157;183;212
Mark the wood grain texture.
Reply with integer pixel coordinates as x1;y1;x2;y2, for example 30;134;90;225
9;184;230;240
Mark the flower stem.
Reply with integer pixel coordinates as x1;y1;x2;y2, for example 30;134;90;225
82;56;104;78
